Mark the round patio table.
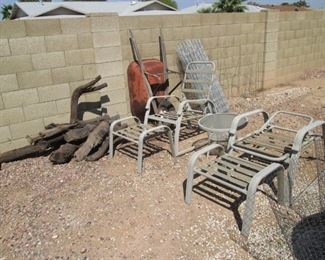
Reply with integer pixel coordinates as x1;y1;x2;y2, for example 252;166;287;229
198;113;247;145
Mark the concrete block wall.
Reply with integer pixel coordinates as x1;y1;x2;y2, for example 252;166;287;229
0;11;325;153
276;11;325;84
0;14;126;153
119;12;266;98
262;11;280;88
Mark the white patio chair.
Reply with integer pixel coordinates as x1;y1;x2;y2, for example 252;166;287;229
185;109;324;236
109;116;175;174
143;61;217;156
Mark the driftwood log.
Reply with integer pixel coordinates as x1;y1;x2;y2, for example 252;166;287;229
70;75;107;123
64;124;97;143
0;134;66;165
49;143;80;164
74;120;110;161
0;145;51;165
0;76;120;167
86;136;110;161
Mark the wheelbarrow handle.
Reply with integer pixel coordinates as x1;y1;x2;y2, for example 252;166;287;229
168;80;183;95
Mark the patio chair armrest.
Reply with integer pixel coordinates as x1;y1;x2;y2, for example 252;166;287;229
145;95;180;110
270;111;314;124
292;120;325;153
188;143;224;172
250;163;284;189
228;109;269;149
110;116;140;133
263;111;314;132
177;99;209;115
139;125;172;138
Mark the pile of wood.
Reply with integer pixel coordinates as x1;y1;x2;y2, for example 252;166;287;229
0;76;120;168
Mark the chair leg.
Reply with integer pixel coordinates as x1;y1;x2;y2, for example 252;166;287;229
174;122;181;156
277;168;289;206
109;131;114;159
167;129;176;157
137;135;145;174
287;156;298;206
241;163;283;236
185;171;194;204
185;156;197;204
241;183;258;237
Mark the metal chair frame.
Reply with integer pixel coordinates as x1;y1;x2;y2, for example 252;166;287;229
144;61;217;156
185;109;324;236
185;143;286;237
227;110;314;161
109;116;175;174
228;110;325;205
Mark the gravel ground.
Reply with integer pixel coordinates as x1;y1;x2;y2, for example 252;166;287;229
0;76;324;259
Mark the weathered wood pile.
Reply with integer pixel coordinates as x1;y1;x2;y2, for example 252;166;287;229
0;76;120;168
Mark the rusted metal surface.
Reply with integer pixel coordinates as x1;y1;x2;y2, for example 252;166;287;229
127;59;168;121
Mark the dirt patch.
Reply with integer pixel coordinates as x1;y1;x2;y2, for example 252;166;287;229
0;78;324;259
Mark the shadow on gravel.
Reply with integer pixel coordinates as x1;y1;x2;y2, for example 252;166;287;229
292;211;325;260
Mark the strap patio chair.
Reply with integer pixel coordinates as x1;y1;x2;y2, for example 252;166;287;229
227;110;324;205
227;110;314;162
185;109;324;237
185;143;286;237
109;116;175;174
143;61;217;156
